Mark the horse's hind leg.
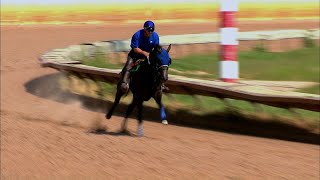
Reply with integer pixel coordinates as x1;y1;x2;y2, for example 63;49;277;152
154;92;168;125
136;100;144;137
106;85;124;119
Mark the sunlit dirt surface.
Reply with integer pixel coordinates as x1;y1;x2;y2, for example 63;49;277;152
1;20;319;179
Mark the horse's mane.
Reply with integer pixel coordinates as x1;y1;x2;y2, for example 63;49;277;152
149;45;163;64
152;45;163;54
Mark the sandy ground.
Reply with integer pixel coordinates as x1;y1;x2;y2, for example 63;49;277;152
1;20;319;179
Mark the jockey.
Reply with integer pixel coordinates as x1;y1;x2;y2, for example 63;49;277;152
121;20;169;93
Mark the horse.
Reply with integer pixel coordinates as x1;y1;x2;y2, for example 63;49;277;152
105;44;172;136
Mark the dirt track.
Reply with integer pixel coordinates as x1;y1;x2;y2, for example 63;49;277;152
1;20;319;179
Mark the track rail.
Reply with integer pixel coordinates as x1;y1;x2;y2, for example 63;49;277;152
40;61;320;112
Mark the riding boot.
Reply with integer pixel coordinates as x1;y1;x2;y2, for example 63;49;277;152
161;83;170;93
120;56;134;92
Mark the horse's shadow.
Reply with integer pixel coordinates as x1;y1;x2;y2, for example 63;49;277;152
25;73;319;144
90;129;134;136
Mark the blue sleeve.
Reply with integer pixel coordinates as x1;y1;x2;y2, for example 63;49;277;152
130;33;139;49
154;33;160;45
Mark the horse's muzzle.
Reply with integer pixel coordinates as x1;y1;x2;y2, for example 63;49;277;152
161;68;168;82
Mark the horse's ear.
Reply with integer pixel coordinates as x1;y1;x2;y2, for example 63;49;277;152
166;44;171;53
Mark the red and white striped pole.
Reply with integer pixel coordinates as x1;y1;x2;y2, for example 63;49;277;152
220;0;239;82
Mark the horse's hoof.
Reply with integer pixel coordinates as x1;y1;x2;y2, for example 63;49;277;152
105;113;111;119
137;124;144;137
137;132;144;137
162;120;168;125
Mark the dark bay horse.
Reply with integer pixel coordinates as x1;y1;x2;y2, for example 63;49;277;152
105;44;172;136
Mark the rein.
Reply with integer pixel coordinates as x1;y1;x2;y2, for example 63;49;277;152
130;58;145;73
159;65;168;70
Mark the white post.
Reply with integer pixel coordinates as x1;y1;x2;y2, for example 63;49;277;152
220;0;239;82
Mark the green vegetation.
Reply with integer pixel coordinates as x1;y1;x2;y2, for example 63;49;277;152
171;46;320;82
252;40;268;53
303;33;317;48
81;52;122;69
82;46;319;87
298;84;320;95
161;94;320;129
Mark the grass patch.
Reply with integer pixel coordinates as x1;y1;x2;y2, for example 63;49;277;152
81;46;319;84
163;94;319;122
298;84;320;94
239;46;319;82
171;46;320;83
81;52;123;69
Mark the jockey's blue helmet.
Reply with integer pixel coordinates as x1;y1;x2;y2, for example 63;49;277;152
143;20;155;32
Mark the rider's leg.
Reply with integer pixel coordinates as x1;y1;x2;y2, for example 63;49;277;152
120;56;133;92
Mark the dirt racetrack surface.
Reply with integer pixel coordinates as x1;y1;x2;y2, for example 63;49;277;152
1;20;319;179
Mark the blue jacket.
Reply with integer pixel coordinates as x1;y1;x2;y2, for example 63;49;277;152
130;29;159;59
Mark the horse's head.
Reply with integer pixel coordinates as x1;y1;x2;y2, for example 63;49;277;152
150;44;172;82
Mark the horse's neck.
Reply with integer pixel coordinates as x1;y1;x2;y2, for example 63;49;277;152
139;64;160;87
131;64;160;100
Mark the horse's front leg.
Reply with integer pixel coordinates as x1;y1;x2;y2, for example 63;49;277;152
154;90;168;125
136;99;144;136
106;83;124;119
121;97;138;132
